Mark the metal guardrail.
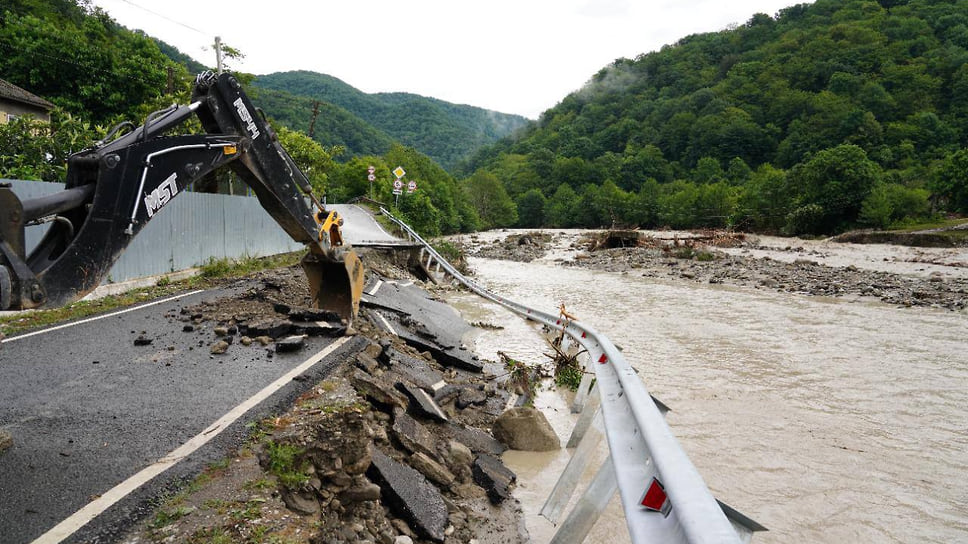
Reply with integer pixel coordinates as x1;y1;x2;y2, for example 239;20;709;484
380;208;761;544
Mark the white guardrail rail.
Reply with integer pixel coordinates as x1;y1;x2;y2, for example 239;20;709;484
379;208;764;544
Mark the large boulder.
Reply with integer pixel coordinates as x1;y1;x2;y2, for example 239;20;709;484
492;407;560;451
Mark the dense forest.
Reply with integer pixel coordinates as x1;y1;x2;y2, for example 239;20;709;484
461;0;968;234
253;71;528;170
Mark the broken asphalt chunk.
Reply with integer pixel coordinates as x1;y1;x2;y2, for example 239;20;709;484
401;336;483;373
239;319;293;339
351;370;407;410
396;382;448;422
472;454;516;504
367;448;448;542
275;335;306;353
445;423;506;456
391;410;438;459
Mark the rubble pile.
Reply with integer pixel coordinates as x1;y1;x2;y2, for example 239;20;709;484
125;257;533;544
470;232;554;262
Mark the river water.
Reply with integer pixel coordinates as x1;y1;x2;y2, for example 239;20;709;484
444;231;968;544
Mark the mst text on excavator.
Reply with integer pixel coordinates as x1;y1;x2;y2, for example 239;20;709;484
0;72;364;324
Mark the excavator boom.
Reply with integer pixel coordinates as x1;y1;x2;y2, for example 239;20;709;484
0;72;363;323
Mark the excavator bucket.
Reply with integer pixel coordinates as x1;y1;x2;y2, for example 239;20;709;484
301;248;365;325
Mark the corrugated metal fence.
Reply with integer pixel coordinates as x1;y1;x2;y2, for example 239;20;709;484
4;179;302;285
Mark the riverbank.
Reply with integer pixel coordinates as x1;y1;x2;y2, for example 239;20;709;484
460;229;968;312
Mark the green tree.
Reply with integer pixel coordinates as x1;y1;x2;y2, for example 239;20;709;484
275;126;335;196
463;170;518;229
932;148;968;213
544;184;580;227
515;189;547;228
0;109;97;181
787;144;882;232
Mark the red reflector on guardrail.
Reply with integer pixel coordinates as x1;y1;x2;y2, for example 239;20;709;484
641;478;671;516
598;354;608;364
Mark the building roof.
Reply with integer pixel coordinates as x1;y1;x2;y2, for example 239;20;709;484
0;78;54;110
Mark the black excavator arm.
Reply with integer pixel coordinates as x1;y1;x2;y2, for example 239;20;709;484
0;72;363;322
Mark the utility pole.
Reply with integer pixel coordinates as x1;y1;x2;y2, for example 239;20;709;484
166;66;174;95
215;36;223;74
308;101;320;139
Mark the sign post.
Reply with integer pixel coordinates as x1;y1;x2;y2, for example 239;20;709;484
367;165;376;200
392;166;406;207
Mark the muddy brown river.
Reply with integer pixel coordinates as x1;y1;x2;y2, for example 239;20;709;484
445;232;968;544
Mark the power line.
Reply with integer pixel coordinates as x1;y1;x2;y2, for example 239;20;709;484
116;0;208;36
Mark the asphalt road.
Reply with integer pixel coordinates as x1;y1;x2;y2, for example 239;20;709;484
330;204;417;248
0;283;365;544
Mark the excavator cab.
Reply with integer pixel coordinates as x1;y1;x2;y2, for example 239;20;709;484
0;72;364;325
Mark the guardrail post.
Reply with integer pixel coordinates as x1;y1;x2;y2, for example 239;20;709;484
542;407;605;523
549;457;619;544
566;385;601;448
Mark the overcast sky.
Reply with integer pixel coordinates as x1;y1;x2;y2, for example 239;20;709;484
91;0;811;119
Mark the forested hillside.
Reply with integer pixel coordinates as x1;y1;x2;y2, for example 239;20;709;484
463;0;968;234
0;0;486;237
249;86;396;157
254;71;529;170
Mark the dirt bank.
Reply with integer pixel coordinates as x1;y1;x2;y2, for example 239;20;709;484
119;249;529;544
461;230;968;312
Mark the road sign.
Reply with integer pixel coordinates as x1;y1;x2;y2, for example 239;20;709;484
392;188;403;195
367;174;376;181
407;180;417;193
393;179;403;190
393;166;406;178
367;165;375;174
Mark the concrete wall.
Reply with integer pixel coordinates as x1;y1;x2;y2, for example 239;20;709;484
4;179;303;285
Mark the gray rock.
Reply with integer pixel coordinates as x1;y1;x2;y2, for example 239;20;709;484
410;452;456;487
492;407;560;451
340;483;382;504
356;352;381;374
472;454;516;504
391;410;438;458
368;449;448;542
0;430;12;454
456;387;487;409
210;340;229;355
281;488;320;515
445;440;474;468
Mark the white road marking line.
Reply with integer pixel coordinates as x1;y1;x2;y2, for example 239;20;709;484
1;290;205;344
367;280;383;296
374;312;397;336
30;336;352;544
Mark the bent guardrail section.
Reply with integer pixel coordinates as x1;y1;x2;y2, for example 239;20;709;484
379;208;761;544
